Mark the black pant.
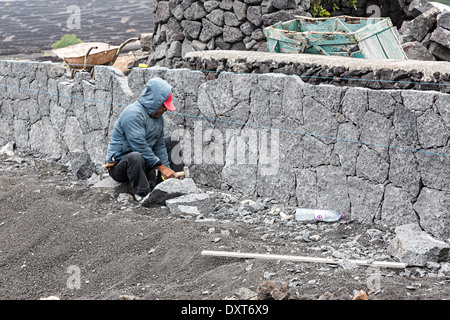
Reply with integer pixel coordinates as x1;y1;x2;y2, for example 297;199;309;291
108;137;183;196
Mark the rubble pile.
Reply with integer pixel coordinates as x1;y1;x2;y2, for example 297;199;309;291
398;0;450;61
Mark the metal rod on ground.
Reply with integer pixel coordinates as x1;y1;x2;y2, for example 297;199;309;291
201;250;407;269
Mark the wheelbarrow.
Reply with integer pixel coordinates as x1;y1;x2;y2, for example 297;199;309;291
52;37;140;78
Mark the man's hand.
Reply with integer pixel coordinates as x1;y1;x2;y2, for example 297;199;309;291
155;164;177;180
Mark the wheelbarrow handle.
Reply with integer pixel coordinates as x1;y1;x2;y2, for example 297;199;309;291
112;37;141;64
84;46;98;70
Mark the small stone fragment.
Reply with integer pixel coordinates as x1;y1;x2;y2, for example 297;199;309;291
352;290;369;300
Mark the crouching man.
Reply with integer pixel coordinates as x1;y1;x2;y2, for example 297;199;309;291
105;77;182;201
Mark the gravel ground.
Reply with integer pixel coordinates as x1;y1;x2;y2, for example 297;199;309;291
0;151;449;302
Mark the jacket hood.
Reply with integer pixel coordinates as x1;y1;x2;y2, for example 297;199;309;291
138;77;172;115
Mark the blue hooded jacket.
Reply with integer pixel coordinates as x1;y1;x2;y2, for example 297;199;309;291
105;77;172;169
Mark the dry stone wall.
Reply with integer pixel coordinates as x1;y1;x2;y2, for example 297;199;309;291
149;0;311;67
148;0;450;68
0;60;449;239
184;50;450;93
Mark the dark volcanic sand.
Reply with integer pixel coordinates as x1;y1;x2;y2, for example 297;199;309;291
0;153;449;301
0;0;153;57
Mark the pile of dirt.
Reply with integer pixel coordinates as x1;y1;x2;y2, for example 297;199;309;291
0;153;449;301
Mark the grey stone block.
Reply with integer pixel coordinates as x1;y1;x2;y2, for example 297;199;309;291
273;0;300;10
172;5;185;21
153;42;168;60
11;61;35;81
69;149;94;180
91;176;131;197
223;25;245;42
155;1;171;23
233;1;248;21
251;28;265;40
388;140;421;197
417;108;447;149
261;0;275;14
247;5;263;26
302;96;338;145
204;1;221;12
348;176;384;223
165;193;212;215
388;223;450;266
295;169;317;209
341;87;368;126
140;33;153;51
334;122;359;176
416;146;450;192
414;187;450;239
368;90;396;117
94;67;115;91
168;41;182;58
13;119;28;150
206;9;225;26
221;163;257;196
84;130;107;170
262;9;304;26
192;40;207;51
302;135;335;168
29;117;65;160
405;0;434;18
184;2;207;20
380;184;418;226
257;137;296;204
165;18;185;42
47;63;67;79
199;18;223;42
0;120;12;140
219;0;234;10
402;41;436;61
316;166;350;216
356;145;389;183
63;116;84;153
224;11;241;26
240;21;257;35
438;12;450;31
181;39;195;58
181;0;197;10
407;7;440;42
393;105;419;146
430;27;450;50
401;90;435;113
435;93;450;127
360;110;392;158
141;178;199;207
429;42;450;61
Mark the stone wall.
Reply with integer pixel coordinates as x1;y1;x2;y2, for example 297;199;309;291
148;0;450;67
184;50;450;93
149;0;311;67
0;60;449;239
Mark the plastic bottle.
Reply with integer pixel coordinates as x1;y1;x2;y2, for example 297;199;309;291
294;208;343;222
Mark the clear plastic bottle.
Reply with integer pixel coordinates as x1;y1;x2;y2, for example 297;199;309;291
294;208;343;222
